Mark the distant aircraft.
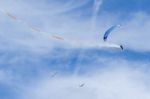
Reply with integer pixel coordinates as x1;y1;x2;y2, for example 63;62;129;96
79;83;85;87
51;72;57;78
103;25;123;50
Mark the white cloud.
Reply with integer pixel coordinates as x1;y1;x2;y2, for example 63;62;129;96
20;60;150;99
0;0;149;97
0;1;150;99
108;12;150;51
0;0;150;52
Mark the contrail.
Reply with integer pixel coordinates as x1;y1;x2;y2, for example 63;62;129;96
91;0;103;31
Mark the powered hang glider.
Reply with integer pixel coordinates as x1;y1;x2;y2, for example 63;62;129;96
103;25;124;50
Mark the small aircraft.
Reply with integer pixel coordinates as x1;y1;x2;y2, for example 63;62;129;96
51;72;57;78
79;83;85;87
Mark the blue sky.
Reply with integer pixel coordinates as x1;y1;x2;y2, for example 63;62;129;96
0;0;150;99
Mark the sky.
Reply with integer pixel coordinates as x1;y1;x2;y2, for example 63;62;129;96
0;0;150;99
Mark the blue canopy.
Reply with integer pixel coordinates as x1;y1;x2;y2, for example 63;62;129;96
103;25;120;41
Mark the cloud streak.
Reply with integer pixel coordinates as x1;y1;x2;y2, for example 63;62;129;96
0;0;150;99
0;0;150;52
20;61;150;99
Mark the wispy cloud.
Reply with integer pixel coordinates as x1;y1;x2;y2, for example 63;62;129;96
0;0;150;52
19;61;150;99
0;0;150;99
